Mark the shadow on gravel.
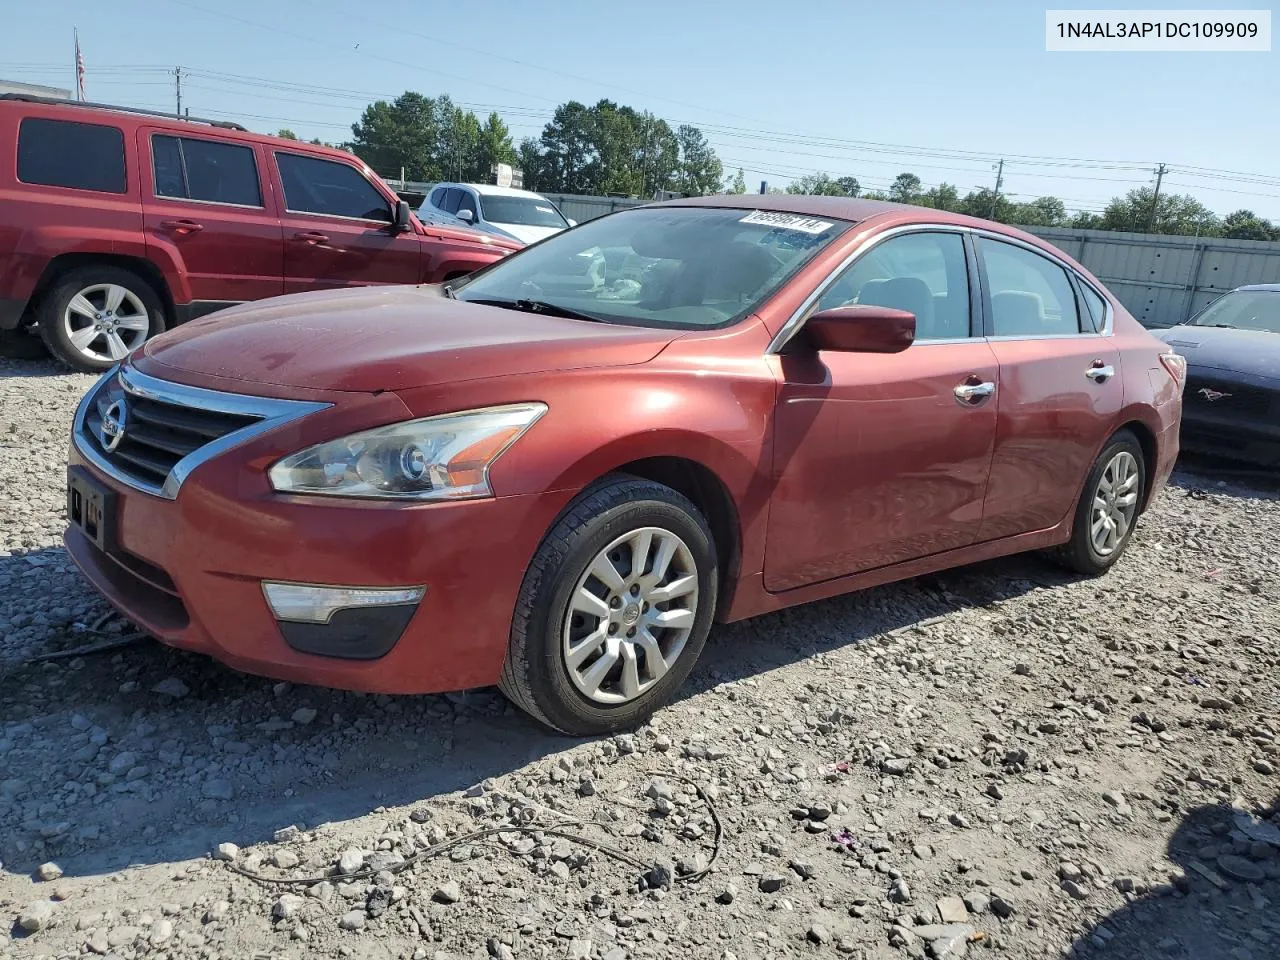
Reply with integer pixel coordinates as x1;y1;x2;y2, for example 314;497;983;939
1068;798;1280;960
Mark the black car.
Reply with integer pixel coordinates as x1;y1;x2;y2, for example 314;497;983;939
1156;284;1280;466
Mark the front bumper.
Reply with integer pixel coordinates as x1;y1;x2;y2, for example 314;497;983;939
64;421;566;696
1181;368;1280;467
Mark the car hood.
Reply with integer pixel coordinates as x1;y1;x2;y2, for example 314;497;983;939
1156;325;1280;381
491;222;565;245
139;286;679;392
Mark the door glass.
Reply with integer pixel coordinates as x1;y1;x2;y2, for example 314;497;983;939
275;153;392;222
152;135;186;198
980;239;1082;336
1079;282;1107;332
182;138;262;206
816;231;971;340
441;188;462;214
455;191;478;219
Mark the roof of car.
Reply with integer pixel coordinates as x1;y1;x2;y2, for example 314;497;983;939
448;183;551;199
1237;283;1280;292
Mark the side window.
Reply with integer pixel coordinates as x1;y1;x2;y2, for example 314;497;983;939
17;117;126;193
429;187;445;208
151;135;261;206
440;188;462;214
980;239;1082;337
455;190;478;219
1078;281;1107;332
816;231;971;340
275;153;392;222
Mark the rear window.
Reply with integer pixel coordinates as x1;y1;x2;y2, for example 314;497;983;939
17;117;127;194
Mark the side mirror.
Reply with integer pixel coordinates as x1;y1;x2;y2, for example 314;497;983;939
457;208;475;224
805;304;915;353
566;218;577;227
392;200;411;232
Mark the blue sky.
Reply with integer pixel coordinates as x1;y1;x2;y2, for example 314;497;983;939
4;0;1278;218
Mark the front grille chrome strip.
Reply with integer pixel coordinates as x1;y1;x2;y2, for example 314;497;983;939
72;363;332;500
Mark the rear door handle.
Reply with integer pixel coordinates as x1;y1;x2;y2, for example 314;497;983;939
954;381;995;403
1086;364;1115;381
159;218;203;234
291;231;329;244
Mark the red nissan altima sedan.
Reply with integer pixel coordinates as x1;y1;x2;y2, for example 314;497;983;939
64;196;1186;735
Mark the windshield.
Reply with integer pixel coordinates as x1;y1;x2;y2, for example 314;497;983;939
1187;289;1280;333
452;206;850;330
478;195;569;228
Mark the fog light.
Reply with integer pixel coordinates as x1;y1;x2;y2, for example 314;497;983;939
262;582;425;624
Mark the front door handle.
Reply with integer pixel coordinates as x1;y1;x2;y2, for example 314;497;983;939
1085;363;1115;381
291;231;330;244
954;380;995;403
159;218;204;234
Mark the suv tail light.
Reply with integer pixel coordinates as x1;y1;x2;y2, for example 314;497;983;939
1159;351;1187;392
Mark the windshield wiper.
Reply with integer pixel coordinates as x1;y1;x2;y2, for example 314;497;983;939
463;297;609;323
1207;322;1237;328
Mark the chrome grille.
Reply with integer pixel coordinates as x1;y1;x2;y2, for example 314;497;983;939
73;365;331;498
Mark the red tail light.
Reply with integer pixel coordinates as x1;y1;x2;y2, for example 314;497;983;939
1159;351;1187;392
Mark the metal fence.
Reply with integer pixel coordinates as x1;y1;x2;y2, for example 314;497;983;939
536;194;1280;329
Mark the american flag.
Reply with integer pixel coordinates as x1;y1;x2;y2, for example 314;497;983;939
75;29;85;101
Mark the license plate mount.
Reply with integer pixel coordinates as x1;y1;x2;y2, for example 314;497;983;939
67;466;116;552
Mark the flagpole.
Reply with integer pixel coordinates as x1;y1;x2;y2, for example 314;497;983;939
74;27;80;101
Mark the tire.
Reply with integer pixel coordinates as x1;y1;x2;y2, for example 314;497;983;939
38;265;165;373
499;474;719;736
0;326;50;361
1054;430;1146;576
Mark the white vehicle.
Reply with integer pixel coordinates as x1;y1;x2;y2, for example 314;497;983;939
418;183;575;245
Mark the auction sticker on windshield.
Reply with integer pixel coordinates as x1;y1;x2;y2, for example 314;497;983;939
739;210;835;234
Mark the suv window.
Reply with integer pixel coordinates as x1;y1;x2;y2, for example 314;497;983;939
455;190;478;219
17;117;126;194
980;238;1082;337
275;153;391;222
429;187;445;207
441;188;462;214
816;231;972;340
152;135;262;206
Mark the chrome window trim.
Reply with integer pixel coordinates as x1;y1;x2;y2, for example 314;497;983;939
151;194;265;211
72;364;331;500
282;208;395;226
767;222;1113;354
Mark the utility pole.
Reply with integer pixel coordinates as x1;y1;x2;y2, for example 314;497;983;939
1147;163;1168;232
174;66;182;116
989;158;1004;219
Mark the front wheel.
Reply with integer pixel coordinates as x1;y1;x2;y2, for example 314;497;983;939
38;266;165;372
1055;430;1146;576
499;475;718;736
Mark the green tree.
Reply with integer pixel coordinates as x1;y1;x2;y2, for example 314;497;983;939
959;188;1016;222
786;172;851;196
1099;187;1219;235
920;182;959;211
835;176;861;198
478;112;517;177
673;124;723;196
1010;196;1067;226
889;173;923;203
276;128;299;140
518;137;545;191
726;167;747;194
1071;211;1103;229
349;92;441;181
538;100;596;193
634;114;679;197
1220;209;1275;241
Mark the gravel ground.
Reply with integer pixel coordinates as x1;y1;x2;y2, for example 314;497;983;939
3;354;1279;960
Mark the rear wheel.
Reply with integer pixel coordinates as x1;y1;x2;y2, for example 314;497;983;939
499;475;718;736
38;266;165;372
1055;430;1146;575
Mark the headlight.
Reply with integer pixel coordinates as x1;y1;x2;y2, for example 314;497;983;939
268;403;547;500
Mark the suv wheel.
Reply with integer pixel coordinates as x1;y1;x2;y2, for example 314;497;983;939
39;266;165;372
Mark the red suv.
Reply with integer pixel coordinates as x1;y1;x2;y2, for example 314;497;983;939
0;94;521;371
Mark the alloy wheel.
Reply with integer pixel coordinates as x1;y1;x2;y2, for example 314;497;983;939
562;526;699;705
1090;450;1140;557
62;284;150;364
